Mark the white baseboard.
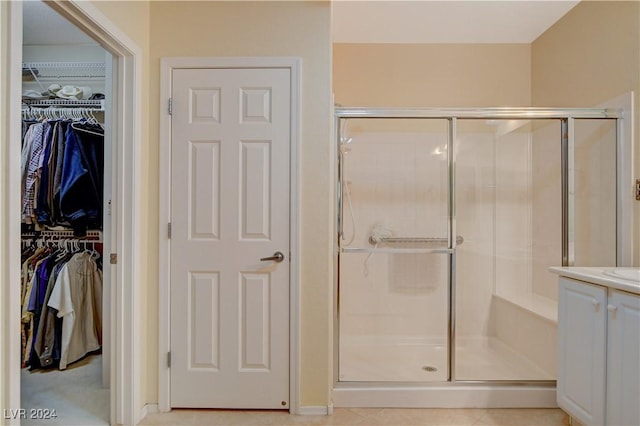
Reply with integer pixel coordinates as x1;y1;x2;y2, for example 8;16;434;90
140;403;159;421
297;405;333;416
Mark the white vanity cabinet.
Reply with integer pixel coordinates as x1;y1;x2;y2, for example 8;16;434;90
557;277;607;425
605;289;640;426
556;273;640;426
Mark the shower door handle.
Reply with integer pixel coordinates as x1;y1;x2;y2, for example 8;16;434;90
260;251;285;263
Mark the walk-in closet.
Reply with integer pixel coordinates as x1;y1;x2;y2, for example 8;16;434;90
20;2;110;425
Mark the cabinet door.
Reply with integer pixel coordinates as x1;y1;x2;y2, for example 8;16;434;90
557;277;607;426
606;290;640;426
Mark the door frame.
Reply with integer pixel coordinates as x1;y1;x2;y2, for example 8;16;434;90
0;1;143;424
157;57;301;414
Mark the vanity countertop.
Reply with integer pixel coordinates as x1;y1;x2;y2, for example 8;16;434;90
549;267;640;295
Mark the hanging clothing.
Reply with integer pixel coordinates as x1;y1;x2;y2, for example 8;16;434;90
20;246;49;367
20;106;104;371
58;123;104;236
34;259;67;368
35;121;62;226
47;251;102;370
21;122;45;225
20;243;102;370
26;255;55;369
21;118;103;236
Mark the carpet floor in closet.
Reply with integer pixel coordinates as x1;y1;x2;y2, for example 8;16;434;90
20;354;109;425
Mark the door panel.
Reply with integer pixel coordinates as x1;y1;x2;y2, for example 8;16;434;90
557;278;606;425
455;119;559;381
606;290;640;426
337;118;451;382
170;68;290;408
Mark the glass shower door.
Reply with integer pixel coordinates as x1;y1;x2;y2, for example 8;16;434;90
337;118;451;382
453;119;560;381
453;118;618;382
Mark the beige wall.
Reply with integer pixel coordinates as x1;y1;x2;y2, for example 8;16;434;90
3;0;635;417
333;43;532;107
98;0;334;408
149;1;333;407
89;0;154;407
73;1;640;411
1;0;332;413
532;0;640;266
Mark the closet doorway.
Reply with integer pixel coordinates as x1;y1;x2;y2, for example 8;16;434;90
20;2;110;425
3;1;141;425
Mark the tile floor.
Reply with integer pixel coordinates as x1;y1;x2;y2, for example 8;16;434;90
140;407;569;426
18;351;568;426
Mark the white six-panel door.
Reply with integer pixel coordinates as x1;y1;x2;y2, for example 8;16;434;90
170;68;291;408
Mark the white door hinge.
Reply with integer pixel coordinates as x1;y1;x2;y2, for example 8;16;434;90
168;222;172;238
167;352;171;368
168;98;173;115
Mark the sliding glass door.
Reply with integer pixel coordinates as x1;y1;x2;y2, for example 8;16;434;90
338;118;451;382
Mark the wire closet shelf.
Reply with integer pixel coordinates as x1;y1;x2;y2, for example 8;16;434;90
22;61;106;80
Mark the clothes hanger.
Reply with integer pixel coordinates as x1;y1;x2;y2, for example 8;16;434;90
88;109;98;125
71;121;104;137
54;239;68;262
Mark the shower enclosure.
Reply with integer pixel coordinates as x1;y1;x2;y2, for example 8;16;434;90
334;107;624;405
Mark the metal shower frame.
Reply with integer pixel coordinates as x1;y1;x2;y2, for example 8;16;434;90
333;106;621;388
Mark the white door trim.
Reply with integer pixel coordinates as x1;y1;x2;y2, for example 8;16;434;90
1;1;143;424
0;2;24;421
158;56;301;414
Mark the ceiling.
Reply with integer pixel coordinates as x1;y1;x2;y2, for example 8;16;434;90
23;0;97;46
23;0;580;46
332;0;581;44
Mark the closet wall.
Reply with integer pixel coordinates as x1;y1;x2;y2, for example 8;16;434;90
22;1;105;93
